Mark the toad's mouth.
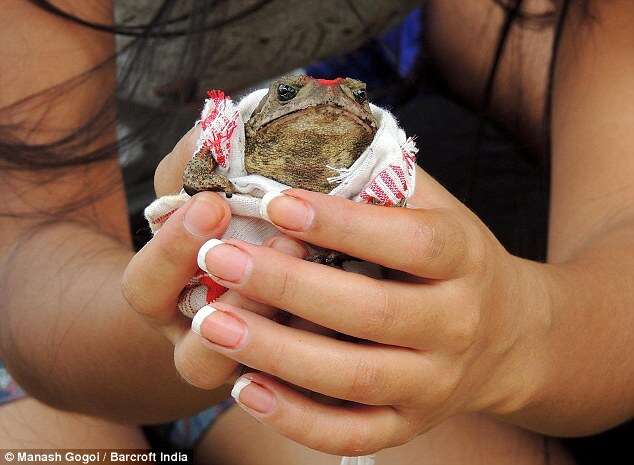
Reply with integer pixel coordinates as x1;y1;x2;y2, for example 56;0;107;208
258;104;377;135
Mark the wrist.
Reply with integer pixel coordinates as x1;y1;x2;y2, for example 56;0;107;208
483;256;553;418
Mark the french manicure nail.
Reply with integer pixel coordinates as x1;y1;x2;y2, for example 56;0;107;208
264;194;314;232
191;304;217;334
231;377;276;414
197;239;224;273
192;304;246;348
184;197;224;237
259;191;285;222
197;240;251;282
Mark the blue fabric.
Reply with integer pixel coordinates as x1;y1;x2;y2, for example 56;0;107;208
379;8;422;77
166;398;235;449
0;361;26;405
306;8;422;107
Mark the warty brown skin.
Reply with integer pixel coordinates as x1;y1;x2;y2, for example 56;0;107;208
183;75;377;195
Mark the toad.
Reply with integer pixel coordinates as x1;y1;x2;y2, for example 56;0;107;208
183;75;378;196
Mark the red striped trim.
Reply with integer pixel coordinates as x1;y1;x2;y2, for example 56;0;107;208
370;183;390;203
379;170;402;197
201;90;227;130
199;94;238;169
391;165;408;190
150;209;177;226
361;160;412;207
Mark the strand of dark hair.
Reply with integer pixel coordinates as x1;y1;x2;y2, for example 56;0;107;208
28;0;275;38
0;1;273;220
462;0;525;204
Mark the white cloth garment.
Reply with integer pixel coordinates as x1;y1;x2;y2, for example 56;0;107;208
144;87;418;317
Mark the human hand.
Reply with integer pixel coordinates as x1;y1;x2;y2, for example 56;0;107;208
121;128;306;391
191;166;551;455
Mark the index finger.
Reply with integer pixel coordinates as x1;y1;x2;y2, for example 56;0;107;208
122;192;230;338
263;190;473;280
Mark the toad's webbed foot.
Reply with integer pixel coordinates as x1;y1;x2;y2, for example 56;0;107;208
183;152;235;196
183;175;235;197
306;249;350;267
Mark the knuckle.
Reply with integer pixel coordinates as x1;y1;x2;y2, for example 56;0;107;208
401;212;445;270
416;212;447;262
362;282;397;337
427;365;463;408
121;268;152;316
268;266;298;305
261;338;287;376
403;209;463;272
173;344;223;390
322;199;363;247
443;302;481;354
154;229;191;270
345;356;384;403
443;213;471;271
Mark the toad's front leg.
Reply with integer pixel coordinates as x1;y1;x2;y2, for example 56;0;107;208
183;151;235;197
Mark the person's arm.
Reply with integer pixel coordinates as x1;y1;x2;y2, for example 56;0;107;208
423;0;634;433
155;1;634;453
0;0;231;423
423;0;634;434
423;0;556;146
517;0;634;434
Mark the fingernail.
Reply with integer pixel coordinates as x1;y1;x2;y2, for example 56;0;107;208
197;240;251;282
268;236;308;258
192;305;246;348
184;197;224;237
231;377;276;414
197;239;223;272
263;193;314;232
259;191;284;222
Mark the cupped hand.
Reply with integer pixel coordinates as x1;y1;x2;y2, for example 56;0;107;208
121;126;306;391
191;166;552;455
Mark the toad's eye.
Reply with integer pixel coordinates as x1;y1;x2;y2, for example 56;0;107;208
353;88;367;103
277;84;298;102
